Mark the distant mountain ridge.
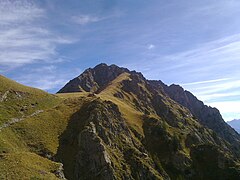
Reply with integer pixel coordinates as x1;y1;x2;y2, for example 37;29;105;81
58;63;240;179
1;63;240;179
228;119;240;133
57;63;240;179
158;82;240;149
59;63;240;150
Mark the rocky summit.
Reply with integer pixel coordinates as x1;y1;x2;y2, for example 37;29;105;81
1;63;240;180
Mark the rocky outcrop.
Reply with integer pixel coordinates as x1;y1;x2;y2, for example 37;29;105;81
190;144;240;179
56;97;240;179
0;110;44;131
58;63;130;93
53;163;66;180
157;83;240;151
57;99;168;180
75;121;115;180
0;90;29;102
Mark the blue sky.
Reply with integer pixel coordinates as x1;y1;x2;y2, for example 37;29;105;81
0;0;240;121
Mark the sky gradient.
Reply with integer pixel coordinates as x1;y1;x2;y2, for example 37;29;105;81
1;0;240;121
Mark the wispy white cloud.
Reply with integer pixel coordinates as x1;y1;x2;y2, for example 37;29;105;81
0;0;74;68
187;80;240;96
15;65;82;92
0;0;44;25
127;33;240;85
71;10;124;26
182;78;230;86
183;0;240;20
21;76;67;91
126;33;240;121
181;78;240;121
71;15;104;25
208;101;240;113
147;44;155;50
207;101;240;121
154;34;240;75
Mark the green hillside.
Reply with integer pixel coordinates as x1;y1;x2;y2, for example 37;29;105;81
0;75;72;179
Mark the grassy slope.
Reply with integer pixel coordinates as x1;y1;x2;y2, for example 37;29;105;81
0;152;60;180
98;73;146;135
0;75;86;179
0;75;59;125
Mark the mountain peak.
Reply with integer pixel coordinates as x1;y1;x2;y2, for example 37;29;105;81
58;63;240;149
94;62;108;67
92;63;130;73
168;84;185;93
58;63;130;93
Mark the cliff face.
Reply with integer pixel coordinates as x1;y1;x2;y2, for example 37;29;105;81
58;63;130;93
59;63;240;150
57;99;169;179
56;63;240;179
157;82;240;150
56;97;239;180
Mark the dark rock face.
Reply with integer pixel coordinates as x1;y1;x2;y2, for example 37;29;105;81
75;121;115;180
157;83;240;150
190;144;240;179
57;99;168;180
58;63;130;93
57;98;240;180
53;163;66;180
